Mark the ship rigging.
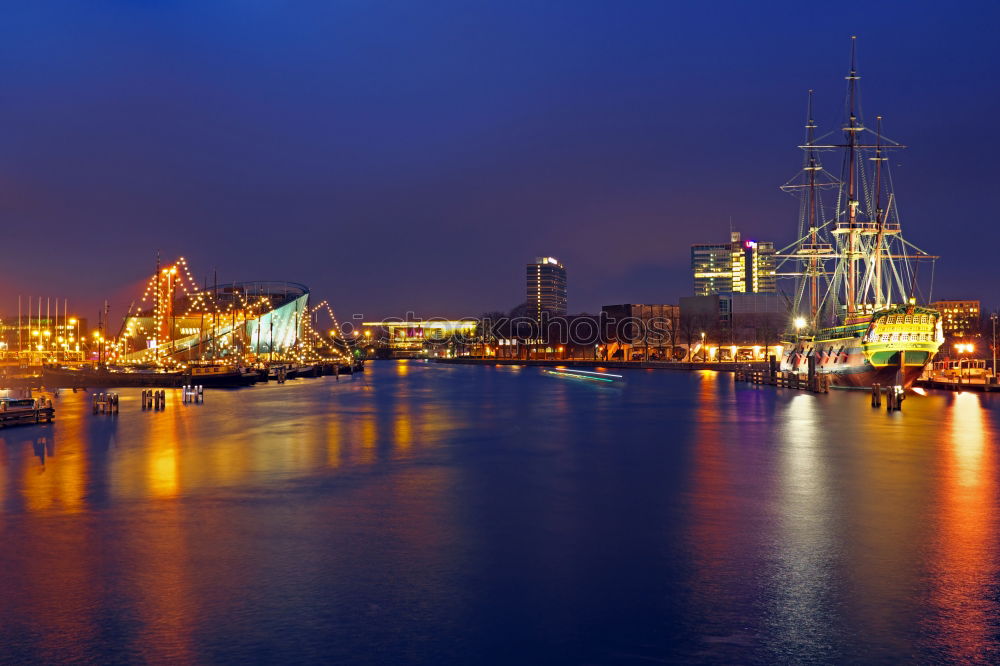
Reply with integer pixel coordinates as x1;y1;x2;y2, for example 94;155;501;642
775;38;943;389
775;36;938;329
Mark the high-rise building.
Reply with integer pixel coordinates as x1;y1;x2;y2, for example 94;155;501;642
691;231;775;296
930;300;981;338
526;256;567;319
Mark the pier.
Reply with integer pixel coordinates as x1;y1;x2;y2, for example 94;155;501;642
734;368;830;393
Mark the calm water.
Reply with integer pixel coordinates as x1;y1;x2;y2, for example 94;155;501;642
2;361;999;664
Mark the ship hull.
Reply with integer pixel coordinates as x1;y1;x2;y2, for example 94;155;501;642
781;339;936;390
781;342;927;389
781;306;942;390
821;363;926;388
41;367;186;388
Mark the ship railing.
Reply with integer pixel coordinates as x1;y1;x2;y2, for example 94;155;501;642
831;221;901;234
796;243;834;254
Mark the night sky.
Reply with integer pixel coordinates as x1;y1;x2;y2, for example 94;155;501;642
2;1;998;321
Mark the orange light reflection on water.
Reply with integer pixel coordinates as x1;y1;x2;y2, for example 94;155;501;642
15;393;88;514
146;409;183;499
928;392;998;661
769;394;833;647
687;372;741;595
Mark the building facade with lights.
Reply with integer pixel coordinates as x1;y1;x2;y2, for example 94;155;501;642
526;257;567;319
679;293;784;345
930;300;981;338
691;231;776;296
119;280;311;364
0;315;89;362
361;320;478;358
601;304;679;360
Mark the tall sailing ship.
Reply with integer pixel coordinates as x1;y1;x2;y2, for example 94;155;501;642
777;38;942;388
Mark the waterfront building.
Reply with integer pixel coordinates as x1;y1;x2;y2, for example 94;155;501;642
119;276;312;364
0;307;88;363
44;257;356;369
679;293;784;359
930;300;981;338
691;231;776;296
680;293;783;326
526;257;567;319
601;304;679;360
492;314;603;361
361;319;478;358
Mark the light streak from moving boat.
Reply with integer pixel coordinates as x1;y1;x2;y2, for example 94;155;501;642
543;369;624;383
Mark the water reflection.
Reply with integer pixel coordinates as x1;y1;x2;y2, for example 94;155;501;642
147;407;182;499
3;364;1000;663
927;391;998;662
769;394;834;659
686;371;758;651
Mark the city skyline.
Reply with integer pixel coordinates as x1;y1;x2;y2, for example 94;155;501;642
2;2;998;319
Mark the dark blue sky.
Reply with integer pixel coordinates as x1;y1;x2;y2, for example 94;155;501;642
2;1;997;320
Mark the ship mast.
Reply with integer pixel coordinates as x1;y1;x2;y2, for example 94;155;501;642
872;115;885;308
844;35;861;316
774;38;940;323
805;90;820;324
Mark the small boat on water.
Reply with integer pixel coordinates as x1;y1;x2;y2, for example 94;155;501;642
286;364;317;379
42;365;186;388
0;396;55;426
188;364;259;388
40;363;258;389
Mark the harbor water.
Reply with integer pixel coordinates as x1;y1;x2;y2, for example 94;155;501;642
2;361;999;664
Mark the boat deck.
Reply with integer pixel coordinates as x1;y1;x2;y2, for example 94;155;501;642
916;378;1000;393
0;400;55;428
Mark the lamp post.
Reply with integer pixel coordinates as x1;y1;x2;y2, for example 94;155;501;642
992;313;998;383
954;343;975;384
794;316;806;339
700;331;705;362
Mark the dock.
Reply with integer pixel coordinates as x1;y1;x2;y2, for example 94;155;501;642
734;368;830;393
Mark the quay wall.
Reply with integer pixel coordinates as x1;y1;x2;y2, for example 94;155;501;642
433;358;768;372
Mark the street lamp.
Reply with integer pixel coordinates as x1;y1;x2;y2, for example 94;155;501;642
700;331;705;362
954;342;975;384
992;313;998;384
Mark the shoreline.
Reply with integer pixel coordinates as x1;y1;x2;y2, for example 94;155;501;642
431;358;768;372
